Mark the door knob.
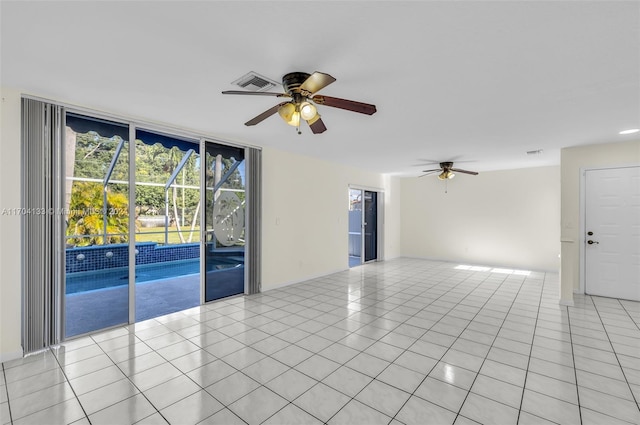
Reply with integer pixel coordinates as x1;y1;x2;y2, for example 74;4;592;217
587;240;599;245
587;231;593;236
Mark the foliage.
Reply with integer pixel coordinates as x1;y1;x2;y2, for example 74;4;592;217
66;182;129;246
69;129;246;246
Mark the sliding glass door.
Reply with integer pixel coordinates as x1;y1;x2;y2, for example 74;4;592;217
348;189;363;267
64;113;130;337
363;190;378;262
134;130;201;321
348;188;379;267
203;141;246;302
61;111;253;339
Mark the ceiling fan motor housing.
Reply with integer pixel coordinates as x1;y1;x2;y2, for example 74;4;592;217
440;162;454;170
282;72;311;95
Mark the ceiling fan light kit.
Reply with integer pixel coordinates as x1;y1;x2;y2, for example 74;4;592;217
277;103;300;127
438;170;455;180
223;71;376;134
420;161;478;180
299;102;317;121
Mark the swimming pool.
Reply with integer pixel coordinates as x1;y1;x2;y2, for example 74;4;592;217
65;257;241;294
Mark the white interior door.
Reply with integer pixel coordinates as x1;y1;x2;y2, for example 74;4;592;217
585;166;640;301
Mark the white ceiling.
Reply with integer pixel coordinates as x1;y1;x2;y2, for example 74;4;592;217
2;1;638;176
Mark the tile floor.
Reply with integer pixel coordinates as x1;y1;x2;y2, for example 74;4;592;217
1;258;639;425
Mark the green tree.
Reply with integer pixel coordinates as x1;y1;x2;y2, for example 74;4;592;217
66;182;129;246
68;131;246;246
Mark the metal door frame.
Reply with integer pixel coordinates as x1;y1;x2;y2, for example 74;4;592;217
348;185;384;265
200;139;249;303
363;190;377;263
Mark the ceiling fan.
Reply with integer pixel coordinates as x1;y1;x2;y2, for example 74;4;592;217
419;162;479;180
222;71;377;134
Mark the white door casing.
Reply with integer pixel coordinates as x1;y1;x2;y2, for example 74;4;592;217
584;166;640;301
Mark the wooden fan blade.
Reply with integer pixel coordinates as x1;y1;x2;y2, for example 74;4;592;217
419;171;439;178
307;117;327;134
312;95;377;115
414;159;441;166
451;168;479;175
421;168;442;173
300;72;336;95
223;90;290;98
244;102;287;126
416;158;474;166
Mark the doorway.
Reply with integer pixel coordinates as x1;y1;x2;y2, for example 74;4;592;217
203;141;246;302
584;166;640;301
63;113;132;337
348;188;379;267
63;113;248;338
134;129;203;323
20;98;261;350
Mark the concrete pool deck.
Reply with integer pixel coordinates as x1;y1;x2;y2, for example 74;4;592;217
65;274;201;337
65;266;246;338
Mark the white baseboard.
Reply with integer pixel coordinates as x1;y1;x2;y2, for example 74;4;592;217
0;348;24;364
262;267;348;292
261;256;405;293
399;255;559;274
382;254;400;261
559;298;575;307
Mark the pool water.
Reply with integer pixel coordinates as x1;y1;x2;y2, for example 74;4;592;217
66;257;241;294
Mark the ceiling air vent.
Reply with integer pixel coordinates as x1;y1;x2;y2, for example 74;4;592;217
231;71;279;92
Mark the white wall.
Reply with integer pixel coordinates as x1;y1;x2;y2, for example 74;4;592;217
400;166;561;272
0;87;24;362
560;140;640;304
382;173;402;262
261;146;400;290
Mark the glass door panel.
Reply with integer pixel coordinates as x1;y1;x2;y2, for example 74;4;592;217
364;190;377;262
64;113;130;337
134;130;201;321
204;141;246;302
348;189;363;267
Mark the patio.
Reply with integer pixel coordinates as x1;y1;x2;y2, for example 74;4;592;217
65;274;200;337
65;265;245;337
